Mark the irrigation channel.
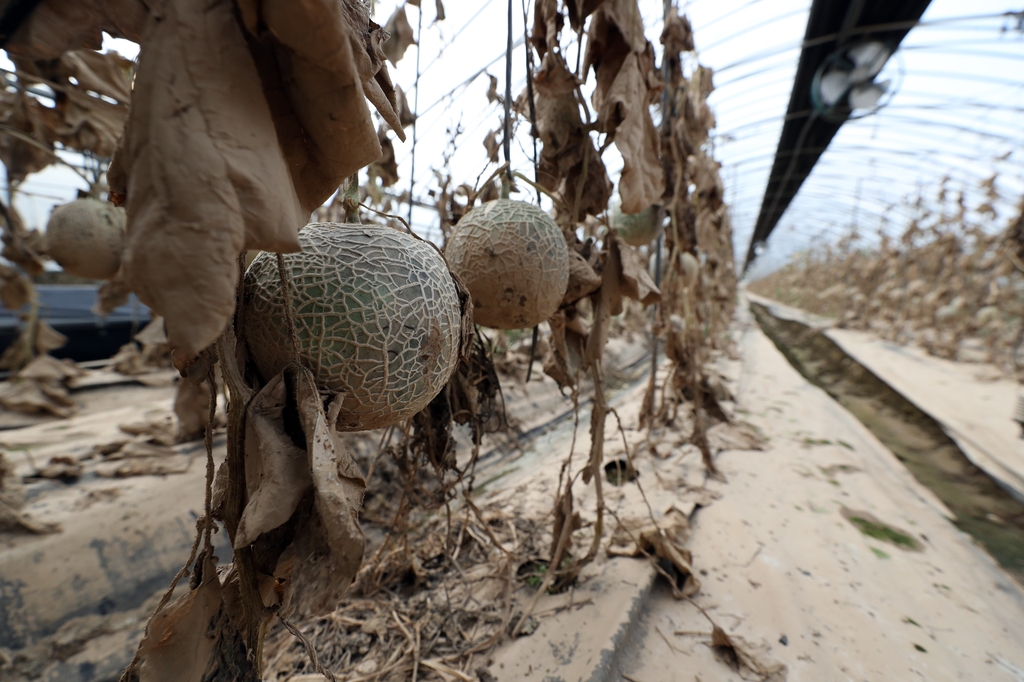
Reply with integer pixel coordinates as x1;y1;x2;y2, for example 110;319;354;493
750;302;1024;584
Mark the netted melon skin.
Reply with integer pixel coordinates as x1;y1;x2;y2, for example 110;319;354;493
446;199;568;329
612;204;661;247
46;198;125;280
244;223;461;432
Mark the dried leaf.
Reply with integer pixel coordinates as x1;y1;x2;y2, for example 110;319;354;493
711;626;788;681
566;0;609;32
4;0;146;60
35;456;83;481
562;249;602;305
116;0;308;357
279;366;366;618
483;129;500;163
612;234;660;307
544;309;586;389
0;264;31;310
174;377;212;442
92;271;131;317
0;90;54;184
531;0;564;60
134;552;222;682
395;85;416;128
1;451;61;533
96;456;191;477
235;372;314;549
135;316;169;347
486;74;501;104
608;507;699;597
59;49;134;104
599;53;664;213
383;5;416;65
434;0;446;22
370;127;399;187
0;379;75;417
661;11;695;54
16;354;82;382
34;320;68;354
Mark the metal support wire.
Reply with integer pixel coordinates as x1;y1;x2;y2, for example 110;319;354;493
407;2;425;227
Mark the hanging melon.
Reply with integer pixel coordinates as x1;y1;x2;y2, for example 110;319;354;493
243;223;461;432
45;198;126;280
445;199;568;329
611;202;662;247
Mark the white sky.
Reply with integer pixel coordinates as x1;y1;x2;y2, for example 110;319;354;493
2;0;1023;278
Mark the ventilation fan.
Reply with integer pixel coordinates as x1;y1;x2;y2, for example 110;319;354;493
811;41;896;121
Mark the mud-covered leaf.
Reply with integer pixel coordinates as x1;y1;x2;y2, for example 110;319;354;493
174;376;212;443
235;372;314;549
114;0;308;358
134;552;221;682
16;353;81;382
1;451;61;533
279;366;366;618
712;625;788;681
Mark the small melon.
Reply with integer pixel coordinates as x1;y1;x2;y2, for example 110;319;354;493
611;202;662;247
243;223;461;432
445;199;568;329
45;198;125;279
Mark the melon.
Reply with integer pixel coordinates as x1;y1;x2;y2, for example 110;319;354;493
45;198;125;279
243;223;461;432
445;199;568;329
611;202;661;247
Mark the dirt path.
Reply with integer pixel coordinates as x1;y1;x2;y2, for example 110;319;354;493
619;301;1024;682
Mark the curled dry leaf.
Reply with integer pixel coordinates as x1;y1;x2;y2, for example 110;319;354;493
486;74;501;104
612;234;661;307
599;53;665;213
234;372;313;550
607;506;700;598
544;309;586;389
283;368;367;617
562;249;602;305
484;129;500;163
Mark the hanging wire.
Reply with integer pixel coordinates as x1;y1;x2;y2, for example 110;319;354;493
407;2;425;227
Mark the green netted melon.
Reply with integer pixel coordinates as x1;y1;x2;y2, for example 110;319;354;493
445;199;568;329
45;198;125;279
611;203;661;247
244;223;461;431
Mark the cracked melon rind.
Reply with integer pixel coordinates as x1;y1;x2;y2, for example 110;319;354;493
244;223;461;431
445;199;569;329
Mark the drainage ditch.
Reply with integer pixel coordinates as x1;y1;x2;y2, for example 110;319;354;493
750;302;1024;583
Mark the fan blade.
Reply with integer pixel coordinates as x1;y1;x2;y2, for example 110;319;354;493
849;80;889;110
848;41;891;82
819;70;852;107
